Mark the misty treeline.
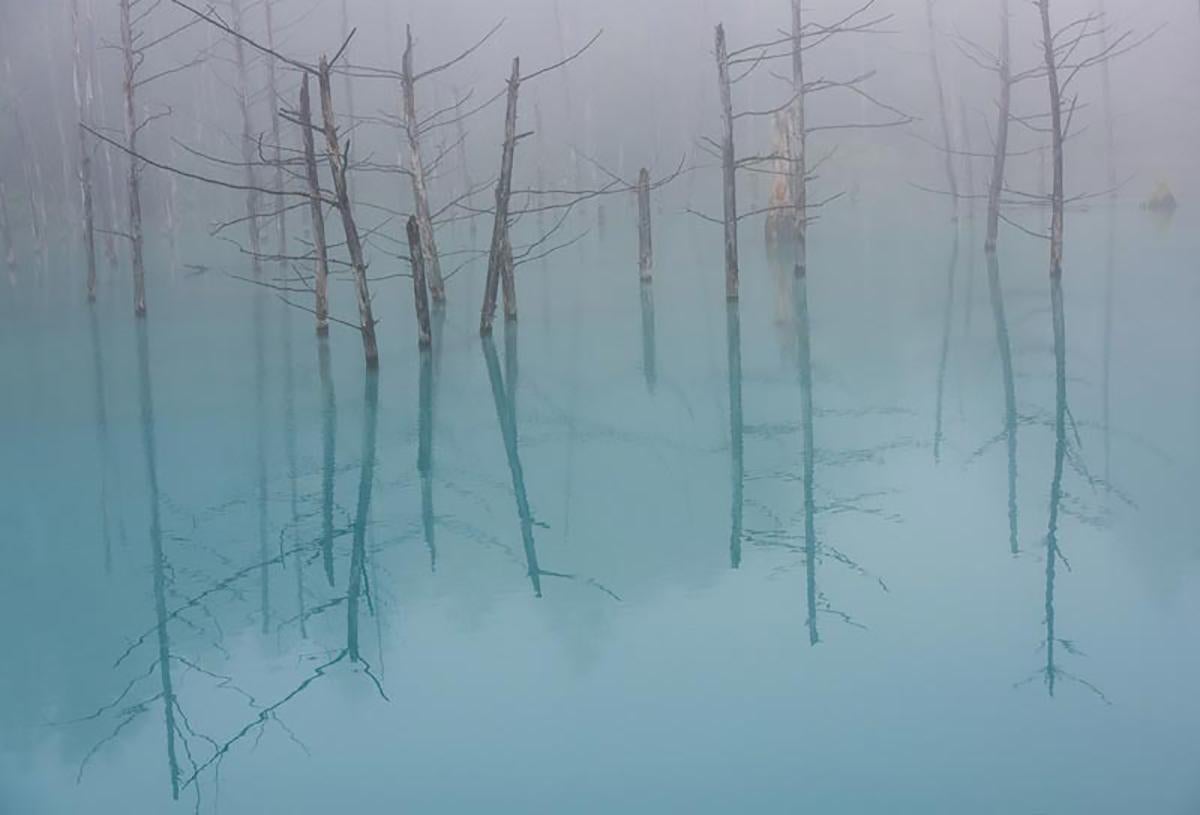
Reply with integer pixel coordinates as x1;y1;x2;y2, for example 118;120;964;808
0;0;1181;367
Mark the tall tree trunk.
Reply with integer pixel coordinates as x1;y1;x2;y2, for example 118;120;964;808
925;0;960;216
715;24;739;299
417;346;436;571
789;0;808;269
1037;0;1065;278
794;264;819;645
640;280;656;392
347;369;379;662
986;252;1019;554
480;58;520;336
985;0;1012;252
401;27;446;302
70;0;97;302
406;215;433;347
299;75;331;335
318;335;337;585
318;57;379;367
230;0;263;279
119;0;146;315
637;167;653;281
264;0;288;266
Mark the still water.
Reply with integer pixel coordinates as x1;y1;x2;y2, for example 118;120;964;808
1;202;1199;813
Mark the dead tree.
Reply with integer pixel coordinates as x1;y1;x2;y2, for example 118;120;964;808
229;0;264;280
637;167;652;281
299;75;330;335
264;0;288;266
480;57;521;336
399;25;446;303
406;215;432;347
119;0;147;314
715;24;739;300
925;0;960;214
985;0;1013;252
1037;0;1065;278
787;0;807;267
70;0;97;301
319;55;379;366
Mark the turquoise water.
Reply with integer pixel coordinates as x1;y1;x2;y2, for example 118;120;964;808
2;202;1199;813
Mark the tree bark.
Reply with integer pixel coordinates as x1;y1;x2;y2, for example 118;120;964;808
406;215;433;347
1037;0;1065;278
71;0;98;302
789;0;808;270
715;24;739;300
637;167;653;281
230;0;263;280
299;75;331;335
119;0;147;315
925;0;960;216
480;57;520;336
319;56;379;367
264;0;288;267
401;26;446;303
985;0;1012;252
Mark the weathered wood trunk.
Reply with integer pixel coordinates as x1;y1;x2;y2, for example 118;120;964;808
401;27;446;303
406;215;433;347
1037;0;1065;278
264;0;288;266
0;179;15;282
789;0;808;269
299;75;331;335
480;57;520;336
501;230;517;322
925;0;960;215
637;167;653;281
715;24;739;300
71;0;98;302
230;0;263;280
985;0;1012;252
119;0;146;315
986;251;1019;554
319;56;379;367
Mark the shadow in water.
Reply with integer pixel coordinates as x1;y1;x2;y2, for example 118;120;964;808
319;336;337;586
135;319;181;800
640;281;657;393
727;300;743;568
483;334;542;597
933;232;960;463
88;305;124;572
793;264;819;645
347;370;379;663
986;251;1019;554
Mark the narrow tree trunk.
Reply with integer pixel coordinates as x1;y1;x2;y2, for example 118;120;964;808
347;369;379;662
715;24;739;299
985;0;1012;252
789;0;808;270
727;300;743;568
637;167;653;281
986;252;1019;554
1037;0;1065;278
71;0;97;302
793;263;818;645
925;0;960;215
319;57;379;366
958;97;975;213
318;335;337;585
501;230;517;322
480;57;520;336
230;0;263;280
0;179;14;283
264;0;288;266
640;281;656;392
406;215;432;347
453;86;476;243
417;346;436;571
119;0;146;315
401;26;446;303
299;75;331;335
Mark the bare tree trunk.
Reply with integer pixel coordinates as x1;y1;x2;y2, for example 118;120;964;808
347;369;379;662
401;26;446;303
789;0;808;269
715;24;739;300
640;281;656;392
501;230;517;321
986;251;1019;554
0;179;14;283
318;335;336;585
453;86;476;243
299;75;331;335
319;56;379;367
793;263;818;645
417;345;436;571
958;97;976;213
119;0;146;315
637;167;653;281
925;0;960;216
985;0;1012;252
230;0;263;280
480;57;520;336
264;0;288;266
71;0;98;302
406;215;432;347
1038;0;1065;278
